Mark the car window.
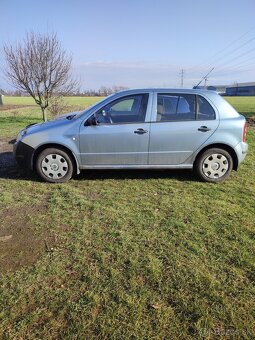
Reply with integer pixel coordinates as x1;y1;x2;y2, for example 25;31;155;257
197;95;215;120
111;99;135;111
96;94;149;124
157;94;196;121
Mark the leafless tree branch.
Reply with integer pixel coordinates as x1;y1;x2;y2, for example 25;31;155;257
4;32;78;121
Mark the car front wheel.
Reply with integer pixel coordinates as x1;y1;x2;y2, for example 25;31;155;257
36;148;73;183
195;148;233;183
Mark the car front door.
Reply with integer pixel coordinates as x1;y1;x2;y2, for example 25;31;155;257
79;93;151;166
149;92;219;165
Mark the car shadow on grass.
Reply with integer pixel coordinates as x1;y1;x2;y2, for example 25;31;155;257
76;168;198;182
0;152;39;181
0;156;197;182
0;149;197;182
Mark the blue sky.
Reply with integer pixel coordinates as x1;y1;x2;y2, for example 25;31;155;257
1;0;255;90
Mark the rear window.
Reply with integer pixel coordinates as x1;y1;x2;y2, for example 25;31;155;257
197;95;215;120
157;94;196;121
157;93;217;121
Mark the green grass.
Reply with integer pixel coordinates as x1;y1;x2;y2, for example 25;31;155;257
3;95;102;106
0;109;42;137
0;97;254;338
0;97;103;137
225;96;255;117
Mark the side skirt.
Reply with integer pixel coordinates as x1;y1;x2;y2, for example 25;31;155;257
79;164;193;170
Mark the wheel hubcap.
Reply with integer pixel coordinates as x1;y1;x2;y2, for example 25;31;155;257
202;153;229;179
50;163;59;171
41;154;68;179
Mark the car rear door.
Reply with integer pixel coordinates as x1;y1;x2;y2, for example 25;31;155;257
149;92;219;165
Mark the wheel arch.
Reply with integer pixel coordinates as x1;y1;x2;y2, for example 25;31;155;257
33;143;80;174
194;143;238;171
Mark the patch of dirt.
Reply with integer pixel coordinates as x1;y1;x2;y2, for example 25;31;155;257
0;205;56;273
0;137;57;273
0;137;14;152
0;104;35;111
247;117;255;127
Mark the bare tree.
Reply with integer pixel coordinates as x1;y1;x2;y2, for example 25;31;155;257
4;32;77;121
47;95;69;117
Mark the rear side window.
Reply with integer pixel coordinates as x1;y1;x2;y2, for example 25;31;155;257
197;95;215;120
157;94;196;121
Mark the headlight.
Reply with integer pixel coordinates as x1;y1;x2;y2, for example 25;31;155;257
16;129;27;142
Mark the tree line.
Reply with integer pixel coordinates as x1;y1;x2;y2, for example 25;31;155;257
0;86;129;97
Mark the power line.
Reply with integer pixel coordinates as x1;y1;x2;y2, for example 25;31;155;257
213;61;255;76
213;37;255;63
187;26;255;73
192;46;255;83
213;46;255;72
213;56;255;75
189;39;255;77
208;26;255;59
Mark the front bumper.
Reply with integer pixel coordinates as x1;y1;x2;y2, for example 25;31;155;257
13;141;35;170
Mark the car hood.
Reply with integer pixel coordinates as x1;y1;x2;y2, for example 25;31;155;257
25;111;80;134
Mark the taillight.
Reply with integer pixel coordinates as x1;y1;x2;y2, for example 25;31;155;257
243;121;247;142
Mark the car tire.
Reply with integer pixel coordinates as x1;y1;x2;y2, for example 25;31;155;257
36;148;74;183
195;148;233;183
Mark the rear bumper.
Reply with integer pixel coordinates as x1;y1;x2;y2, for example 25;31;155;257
234;141;248;165
13;141;34;170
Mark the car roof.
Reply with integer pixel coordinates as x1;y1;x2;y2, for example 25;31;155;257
114;88;216;96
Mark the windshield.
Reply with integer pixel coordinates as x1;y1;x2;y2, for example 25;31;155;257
70;95;113;119
73;94;116;120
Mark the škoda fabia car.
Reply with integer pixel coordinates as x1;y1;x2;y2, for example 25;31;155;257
14;89;248;183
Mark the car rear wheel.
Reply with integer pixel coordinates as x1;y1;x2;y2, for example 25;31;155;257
36;148;73;183
195;148;233;183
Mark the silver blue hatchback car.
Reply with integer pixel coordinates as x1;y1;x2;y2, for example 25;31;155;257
14;89;248;183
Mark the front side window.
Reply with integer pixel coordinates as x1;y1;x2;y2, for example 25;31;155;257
96;94;149;124
157;94;196;121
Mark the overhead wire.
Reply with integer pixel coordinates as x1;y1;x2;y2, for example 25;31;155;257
213;58;255;74
212;46;255;71
187;26;255;85
187;26;255;73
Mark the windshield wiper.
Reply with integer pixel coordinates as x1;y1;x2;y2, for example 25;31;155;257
66;114;76;120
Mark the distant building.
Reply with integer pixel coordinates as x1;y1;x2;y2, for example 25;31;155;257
225;82;255;96
201;82;255;96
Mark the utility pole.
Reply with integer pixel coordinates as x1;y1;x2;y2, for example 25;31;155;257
180;69;184;88
204;76;208;89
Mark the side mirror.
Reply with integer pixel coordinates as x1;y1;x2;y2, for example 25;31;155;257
85;115;98;126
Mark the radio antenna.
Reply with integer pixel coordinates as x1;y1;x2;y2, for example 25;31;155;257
193;67;215;89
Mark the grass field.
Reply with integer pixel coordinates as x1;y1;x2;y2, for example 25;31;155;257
3;94;255;114
3;95;102;107
0;96;255;338
0;96;102;137
226;96;255;117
